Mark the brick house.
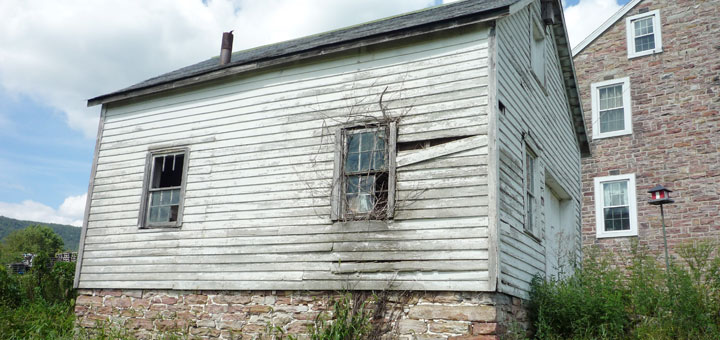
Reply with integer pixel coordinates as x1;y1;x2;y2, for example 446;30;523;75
573;0;720;255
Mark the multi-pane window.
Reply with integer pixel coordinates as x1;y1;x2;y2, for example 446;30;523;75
344;129;388;216
331;124;396;221
633;17;655;52
141;149;188;228
591;77;632;139
602;181;630;231
525;146;537;233
594;174;638;238
598;84;625;133
626;10;662;58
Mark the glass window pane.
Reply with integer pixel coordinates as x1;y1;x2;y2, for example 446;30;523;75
348;194;372;213
158;206;170;222
375;133;385;151
170;189;181;205
345;152;359;172
634;17;654;36
160;190;172;205
150;191;161;207
604;207;630;231
635;35;655;52
603;181;628;206
373;150;385;170
348;134;360;153
346;176;359;194
358;151;371;171
360;132;374;152
148;207;160;222
360;175;374;194
600;108;625;133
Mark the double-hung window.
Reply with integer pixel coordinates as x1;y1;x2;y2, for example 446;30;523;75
331;123;396;221
524;145;538;234
594;174;638;238
626;10;662;58
591;77;632;139
140;148;189;228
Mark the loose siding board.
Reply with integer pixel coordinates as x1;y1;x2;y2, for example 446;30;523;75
78;24;493;291
494;3;582;298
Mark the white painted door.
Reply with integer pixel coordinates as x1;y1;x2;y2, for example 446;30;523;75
545;186;561;278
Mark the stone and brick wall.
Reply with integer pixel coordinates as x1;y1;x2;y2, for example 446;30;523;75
75;289;526;339
573;0;720;256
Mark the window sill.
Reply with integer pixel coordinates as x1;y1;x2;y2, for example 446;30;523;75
592;129;632;140
596;230;637;239
140;222;182;229
628;48;663;59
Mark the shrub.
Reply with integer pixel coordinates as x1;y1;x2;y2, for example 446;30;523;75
529;241;720;340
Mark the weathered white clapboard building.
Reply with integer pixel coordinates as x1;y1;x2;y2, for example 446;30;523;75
75;0;589;337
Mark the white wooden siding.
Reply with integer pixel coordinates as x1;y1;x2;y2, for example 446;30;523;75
78;24;493;291
494;2;582;298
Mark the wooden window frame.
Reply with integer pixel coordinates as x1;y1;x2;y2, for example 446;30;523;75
594;173;638;238
626;10;662;59
138;147;190;229
591;77;632;139
522;133;541;239
529;8;546;88
331;122;397;221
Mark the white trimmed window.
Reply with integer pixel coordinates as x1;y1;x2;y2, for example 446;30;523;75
594;174;638;238
530;10;546;85
591;77;632;139
139;148;189;228
626;10;662;58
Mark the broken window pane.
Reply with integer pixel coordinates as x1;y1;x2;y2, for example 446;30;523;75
343;128;389;218
151;153;184;188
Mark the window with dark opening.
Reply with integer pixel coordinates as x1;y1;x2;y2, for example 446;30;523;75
141;149;188;228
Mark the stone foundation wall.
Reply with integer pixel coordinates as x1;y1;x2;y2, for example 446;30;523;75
75;289;527;339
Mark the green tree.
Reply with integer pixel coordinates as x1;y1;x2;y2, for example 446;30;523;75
2;225;64;261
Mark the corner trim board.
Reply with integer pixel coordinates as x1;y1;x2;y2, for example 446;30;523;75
73;106;106;289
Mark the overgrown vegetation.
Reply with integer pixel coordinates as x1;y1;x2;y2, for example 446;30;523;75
0;261;76;339
528;241;720;340
270;291;404;340
0;225;78;339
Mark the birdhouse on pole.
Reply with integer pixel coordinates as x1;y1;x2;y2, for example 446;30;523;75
648;185;674;205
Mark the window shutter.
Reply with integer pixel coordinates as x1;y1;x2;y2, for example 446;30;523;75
387;121;397;219
330;129;343;221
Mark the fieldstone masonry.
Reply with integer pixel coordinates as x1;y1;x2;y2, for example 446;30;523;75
75;289;526;339
573;0;720;256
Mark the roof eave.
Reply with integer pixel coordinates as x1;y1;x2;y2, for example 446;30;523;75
87;6;511;108
551;0;590;157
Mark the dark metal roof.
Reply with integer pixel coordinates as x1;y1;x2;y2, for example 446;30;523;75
87;0;588;156
88;0;519;106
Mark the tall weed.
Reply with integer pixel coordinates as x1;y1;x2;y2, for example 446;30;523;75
529;241;720;340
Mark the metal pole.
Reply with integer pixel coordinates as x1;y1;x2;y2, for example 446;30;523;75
660;204;670;271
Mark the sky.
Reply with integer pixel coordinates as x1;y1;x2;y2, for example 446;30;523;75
0;0;630;227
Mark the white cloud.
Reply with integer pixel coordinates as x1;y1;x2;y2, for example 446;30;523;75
0;193;86;227
564;0;623;49
0;0;432;138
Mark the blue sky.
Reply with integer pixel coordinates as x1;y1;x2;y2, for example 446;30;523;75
0;0;630;226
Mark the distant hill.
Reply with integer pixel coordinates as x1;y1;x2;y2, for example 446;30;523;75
0;216;81;252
